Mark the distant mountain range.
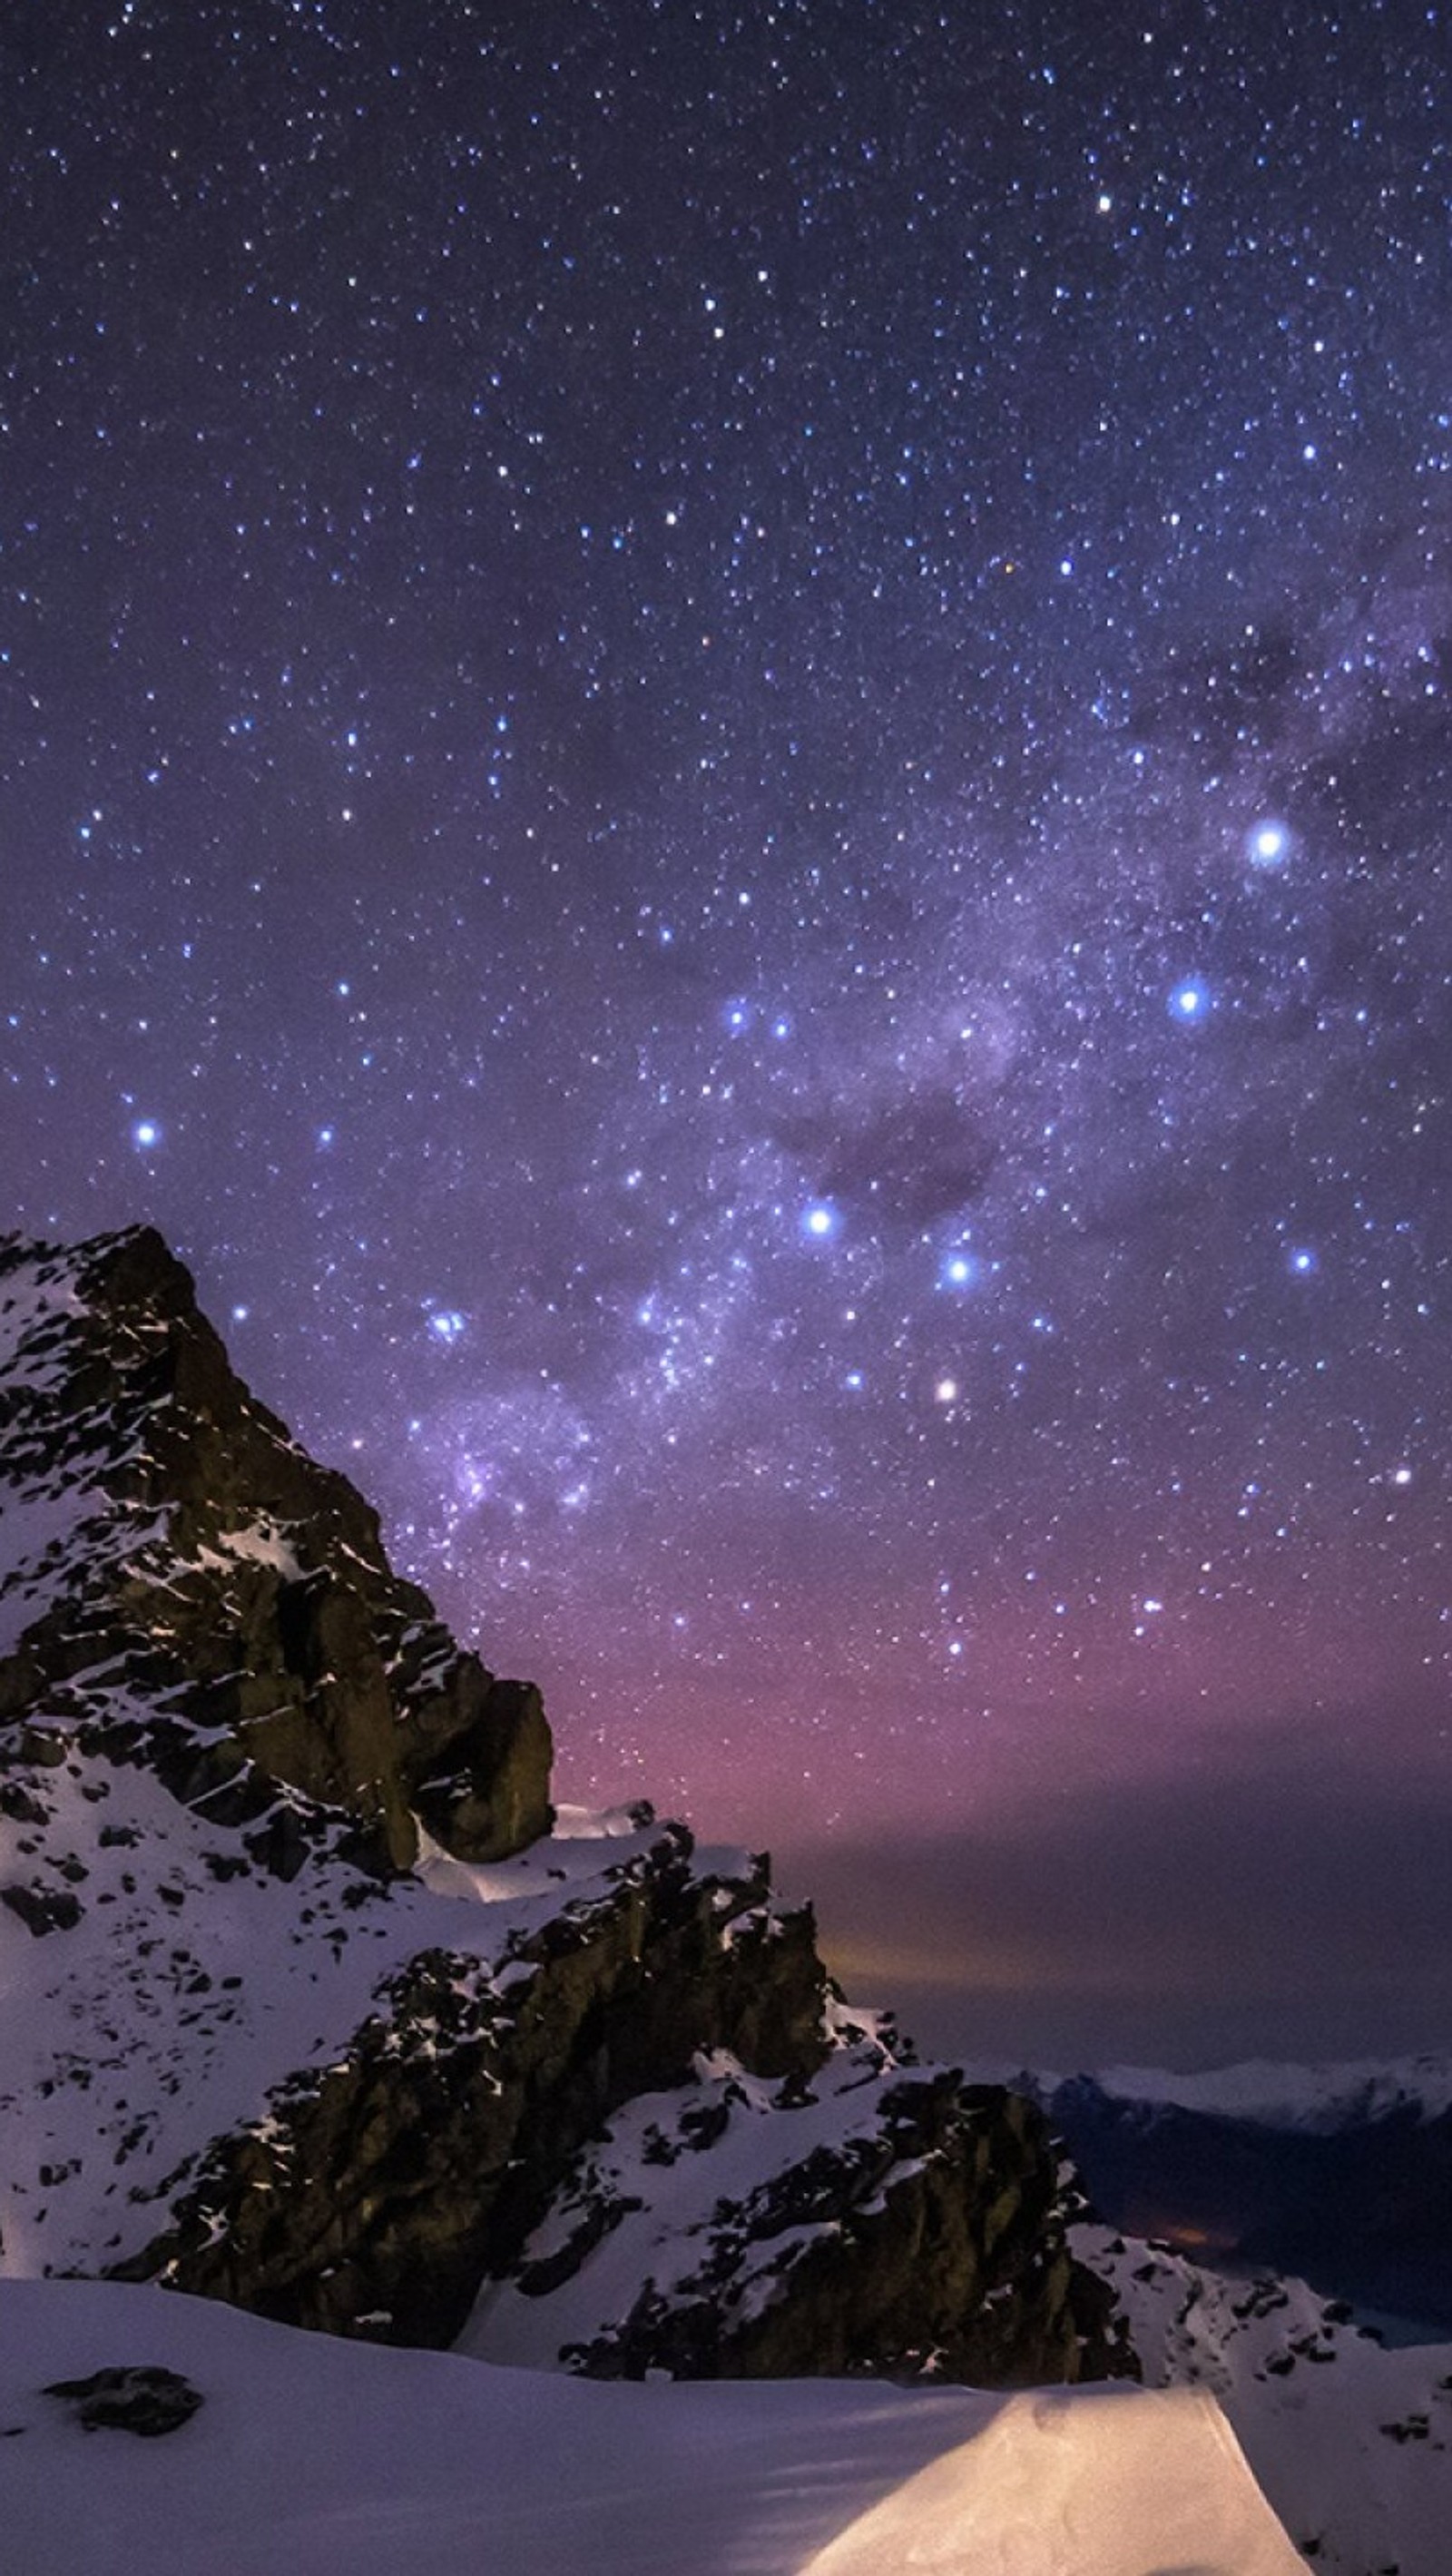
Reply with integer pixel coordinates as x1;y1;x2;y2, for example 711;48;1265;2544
1027;2055;1452;2131
970;2058;1452;2333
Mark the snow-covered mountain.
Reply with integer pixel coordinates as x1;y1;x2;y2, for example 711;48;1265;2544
0;1224;1125;2382
1026;2056;1452;2133
8;1222;1451;2571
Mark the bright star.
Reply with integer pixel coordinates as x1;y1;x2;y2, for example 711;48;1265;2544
934;1377;958;1404
429;1310;467;1342
803;1202;839;1241
1288;1247;1318;1276
1248;820;1290;869
1169;980;1210;1022
132;1119;161;1149
940;1252;977;1290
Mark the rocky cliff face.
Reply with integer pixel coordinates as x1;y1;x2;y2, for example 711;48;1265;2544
0;1224;1134;2390
466;2040;1126;2386
0;1224;551;1869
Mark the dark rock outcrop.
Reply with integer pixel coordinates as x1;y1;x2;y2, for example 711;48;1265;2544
120;1831;830;2347
540;2063;1133;2387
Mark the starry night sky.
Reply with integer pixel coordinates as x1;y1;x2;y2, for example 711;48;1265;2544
5;0;1451;2065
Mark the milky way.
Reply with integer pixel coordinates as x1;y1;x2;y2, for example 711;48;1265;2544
4;2;1450;2056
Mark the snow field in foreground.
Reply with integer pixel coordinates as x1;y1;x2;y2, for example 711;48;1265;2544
0;2278;1302;2576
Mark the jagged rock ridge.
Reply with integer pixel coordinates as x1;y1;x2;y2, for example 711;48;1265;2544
0;1224;551;1869
0;1224;1134;2387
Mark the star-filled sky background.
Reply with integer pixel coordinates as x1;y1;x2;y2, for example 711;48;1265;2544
5;0;1451;2067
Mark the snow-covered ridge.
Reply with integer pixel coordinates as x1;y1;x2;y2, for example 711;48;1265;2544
0;1745;685;2282
3;1222;1445;2570
963;2053;1452;2132
1084;2056;1452;2129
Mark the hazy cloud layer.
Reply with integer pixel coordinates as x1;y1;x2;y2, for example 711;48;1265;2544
784;1739;1452;2072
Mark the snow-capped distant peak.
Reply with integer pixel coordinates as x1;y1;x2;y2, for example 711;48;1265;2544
956;2054;1452;2134
1079;2057;1452;2132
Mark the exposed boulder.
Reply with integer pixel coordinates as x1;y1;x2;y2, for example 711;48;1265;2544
1;1879;83;1936
43;2365;203;2437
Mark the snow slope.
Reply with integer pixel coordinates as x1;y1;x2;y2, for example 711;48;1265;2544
0;2278;1302;2576
1084;2227;1452;2575
800;2385;1300;2576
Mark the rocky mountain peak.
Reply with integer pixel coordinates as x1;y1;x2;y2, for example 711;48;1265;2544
0;1224;552;1871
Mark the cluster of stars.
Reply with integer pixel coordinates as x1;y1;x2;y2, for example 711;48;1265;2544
0;0;1448;1892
